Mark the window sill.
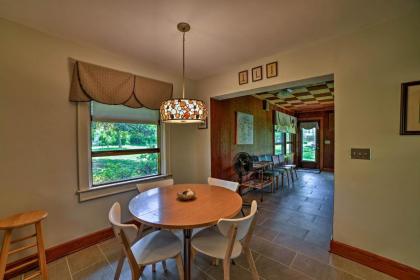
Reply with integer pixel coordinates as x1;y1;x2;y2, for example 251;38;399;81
77;174;172;202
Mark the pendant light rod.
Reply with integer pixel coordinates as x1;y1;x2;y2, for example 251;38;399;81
182;30;185;99
177;22;190;99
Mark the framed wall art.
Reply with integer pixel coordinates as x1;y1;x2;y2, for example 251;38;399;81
251;66;263;82
238;70;248;85
266;61;278;78
198;117;208;129
400;80;420;135
236;112;254;144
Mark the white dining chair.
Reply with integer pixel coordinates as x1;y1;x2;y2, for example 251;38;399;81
108;202;184;280
136;178;174;193
136;178;176;272
207;177;239;192
194;178;240;237
191;200;259;280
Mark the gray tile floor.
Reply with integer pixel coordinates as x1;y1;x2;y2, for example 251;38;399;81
20;172;395;280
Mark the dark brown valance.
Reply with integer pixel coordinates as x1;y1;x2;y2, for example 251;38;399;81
69;60;173;109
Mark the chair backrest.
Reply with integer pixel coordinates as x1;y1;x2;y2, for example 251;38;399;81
217;200;258;241
257;155;266;162
264;154;272;162
108;202;138;245
278;154;286;165
137;178;174;193
286;153;294;164
208;177;239;192
272;155;280;165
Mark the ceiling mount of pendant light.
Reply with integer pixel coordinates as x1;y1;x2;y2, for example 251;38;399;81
160;22;207;123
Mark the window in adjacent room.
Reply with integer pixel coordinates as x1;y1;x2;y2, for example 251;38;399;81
90;102;161;186
274;126;284;155
274;126;294;156
286;132;294;155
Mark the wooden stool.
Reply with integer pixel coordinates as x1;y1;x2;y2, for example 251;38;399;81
0;210;48;280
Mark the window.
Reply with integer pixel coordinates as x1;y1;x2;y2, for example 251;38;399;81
274;126;284;155
274;125;295;156
90;102;161;186
286;132;293;155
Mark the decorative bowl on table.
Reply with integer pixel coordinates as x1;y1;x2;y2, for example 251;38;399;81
177;188;196;201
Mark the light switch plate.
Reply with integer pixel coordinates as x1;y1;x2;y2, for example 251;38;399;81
351;148;371;160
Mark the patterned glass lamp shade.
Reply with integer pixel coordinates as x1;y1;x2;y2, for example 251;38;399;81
160;98;207;123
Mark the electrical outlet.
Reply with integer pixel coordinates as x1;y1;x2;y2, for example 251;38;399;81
351;148;371;160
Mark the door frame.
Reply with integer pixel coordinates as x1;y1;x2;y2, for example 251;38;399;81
297;117;324;170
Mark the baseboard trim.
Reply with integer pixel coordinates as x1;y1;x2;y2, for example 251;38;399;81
322;168;334;172
330;240;420;280
5;220;143;279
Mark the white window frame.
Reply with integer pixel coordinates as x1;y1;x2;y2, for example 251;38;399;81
76;102;172;202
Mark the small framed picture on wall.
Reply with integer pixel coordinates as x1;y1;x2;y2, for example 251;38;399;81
400;80;420;135
252;66;263;82
266;61;278;78
198;117;208;129
238;70;248;85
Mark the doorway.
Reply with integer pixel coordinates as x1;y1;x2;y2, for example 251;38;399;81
298;121;320;169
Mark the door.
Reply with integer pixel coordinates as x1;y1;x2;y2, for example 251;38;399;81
299;121;320;169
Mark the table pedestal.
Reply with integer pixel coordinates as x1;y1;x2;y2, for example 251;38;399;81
183;229;192;280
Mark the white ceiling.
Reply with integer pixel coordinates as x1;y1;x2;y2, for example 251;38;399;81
0;0;418;80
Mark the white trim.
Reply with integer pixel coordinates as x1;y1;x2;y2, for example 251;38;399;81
76;102;171;201
77;174;172;202
77;102;92;191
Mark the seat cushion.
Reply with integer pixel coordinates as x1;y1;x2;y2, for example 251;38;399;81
191;228;242;260
131;230;182;265
284;164;296;168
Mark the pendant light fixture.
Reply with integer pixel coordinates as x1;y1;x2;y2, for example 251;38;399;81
160;22;207;123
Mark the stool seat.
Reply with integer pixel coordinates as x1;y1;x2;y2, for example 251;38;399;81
0;210;48;229
0;210;48;279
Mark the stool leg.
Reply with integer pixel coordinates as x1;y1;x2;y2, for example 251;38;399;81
35;222;48;279
0;229;12;279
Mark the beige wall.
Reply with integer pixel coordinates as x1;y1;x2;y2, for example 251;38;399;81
0;18;187;248
182;12;420;268
1;8;420;270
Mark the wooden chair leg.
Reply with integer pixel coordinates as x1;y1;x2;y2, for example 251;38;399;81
35;222;48;279
244;248;259;280
0;229;12;279
294;168;298;179
175;254;184;280
223;258;230;280
162;260;167;272
133;265;145;280
114;250;125;280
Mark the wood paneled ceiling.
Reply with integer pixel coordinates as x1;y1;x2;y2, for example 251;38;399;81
254;81;334;112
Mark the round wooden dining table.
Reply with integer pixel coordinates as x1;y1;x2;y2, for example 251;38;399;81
129;184;243;280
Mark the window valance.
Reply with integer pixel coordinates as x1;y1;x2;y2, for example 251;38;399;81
275;111;297;134
69;60;173;110
300;121;319;130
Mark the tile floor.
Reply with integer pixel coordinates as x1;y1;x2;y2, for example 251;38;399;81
18;172;395;280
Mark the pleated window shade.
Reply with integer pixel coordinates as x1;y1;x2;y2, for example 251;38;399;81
91;101;159;124
69;60;173;110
